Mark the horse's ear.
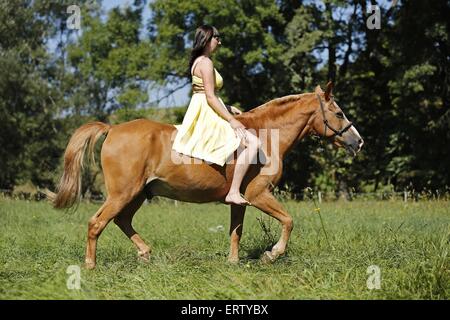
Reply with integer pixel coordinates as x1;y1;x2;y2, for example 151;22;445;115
325;81;333;101
314;85;323;94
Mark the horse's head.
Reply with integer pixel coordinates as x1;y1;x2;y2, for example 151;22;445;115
310;82;364;156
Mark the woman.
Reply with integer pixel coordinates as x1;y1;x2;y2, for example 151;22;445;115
172;25;260;206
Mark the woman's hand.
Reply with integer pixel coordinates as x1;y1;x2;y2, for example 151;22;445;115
229;118;247;141
229;106;242;115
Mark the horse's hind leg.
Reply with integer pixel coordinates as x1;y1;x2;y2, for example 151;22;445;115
113;193;151;262
85;194;139;269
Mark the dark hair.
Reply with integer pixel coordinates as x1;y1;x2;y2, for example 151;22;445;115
188;25;219;76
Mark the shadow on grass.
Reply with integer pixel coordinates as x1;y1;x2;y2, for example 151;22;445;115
243;242;275;260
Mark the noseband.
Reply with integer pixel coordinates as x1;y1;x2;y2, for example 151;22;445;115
316;94;353;137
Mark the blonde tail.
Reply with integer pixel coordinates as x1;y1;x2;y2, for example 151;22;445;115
47;122;111;209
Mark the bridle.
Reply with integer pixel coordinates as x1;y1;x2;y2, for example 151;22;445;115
316;94;353;138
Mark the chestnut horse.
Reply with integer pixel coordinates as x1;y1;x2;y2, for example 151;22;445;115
49;82;363;269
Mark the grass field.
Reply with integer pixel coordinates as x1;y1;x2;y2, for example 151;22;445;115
0;197;448;299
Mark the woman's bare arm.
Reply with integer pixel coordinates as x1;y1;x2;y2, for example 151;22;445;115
198;58;246;139
199;58;234;122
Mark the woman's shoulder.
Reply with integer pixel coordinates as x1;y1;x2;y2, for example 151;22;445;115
192;56;216;78
193;57;214;77
196;56;213;68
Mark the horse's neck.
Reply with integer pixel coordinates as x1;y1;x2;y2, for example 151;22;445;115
243;93;315;159
276;102;314;158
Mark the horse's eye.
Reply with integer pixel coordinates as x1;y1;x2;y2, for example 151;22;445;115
336;112;344;119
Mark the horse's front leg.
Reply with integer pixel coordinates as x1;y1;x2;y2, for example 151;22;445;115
251;190;294;263
228;204;246;263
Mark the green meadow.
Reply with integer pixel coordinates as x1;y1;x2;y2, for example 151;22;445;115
0;198;448;299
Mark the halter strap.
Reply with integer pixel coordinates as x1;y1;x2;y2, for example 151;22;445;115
316;94;353;137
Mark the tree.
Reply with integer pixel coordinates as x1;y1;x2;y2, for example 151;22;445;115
66;2;152;120
148;0;293;109
0;1;67;189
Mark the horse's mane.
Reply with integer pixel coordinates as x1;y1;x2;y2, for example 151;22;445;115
237;93;314;130
245;93;313;115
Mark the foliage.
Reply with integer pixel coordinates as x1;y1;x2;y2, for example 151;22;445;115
0;1;68;189
0;0;449;196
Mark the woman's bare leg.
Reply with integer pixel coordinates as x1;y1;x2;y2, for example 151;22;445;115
225;132;260;205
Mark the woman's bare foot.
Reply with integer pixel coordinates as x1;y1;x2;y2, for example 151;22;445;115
225;192;251;206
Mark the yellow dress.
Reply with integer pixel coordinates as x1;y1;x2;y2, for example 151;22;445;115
172;69;241;166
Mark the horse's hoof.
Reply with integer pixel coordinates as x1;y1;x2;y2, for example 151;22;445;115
138;251;150;263
84;262;96;270
260;251;275;264
228;257;239;264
